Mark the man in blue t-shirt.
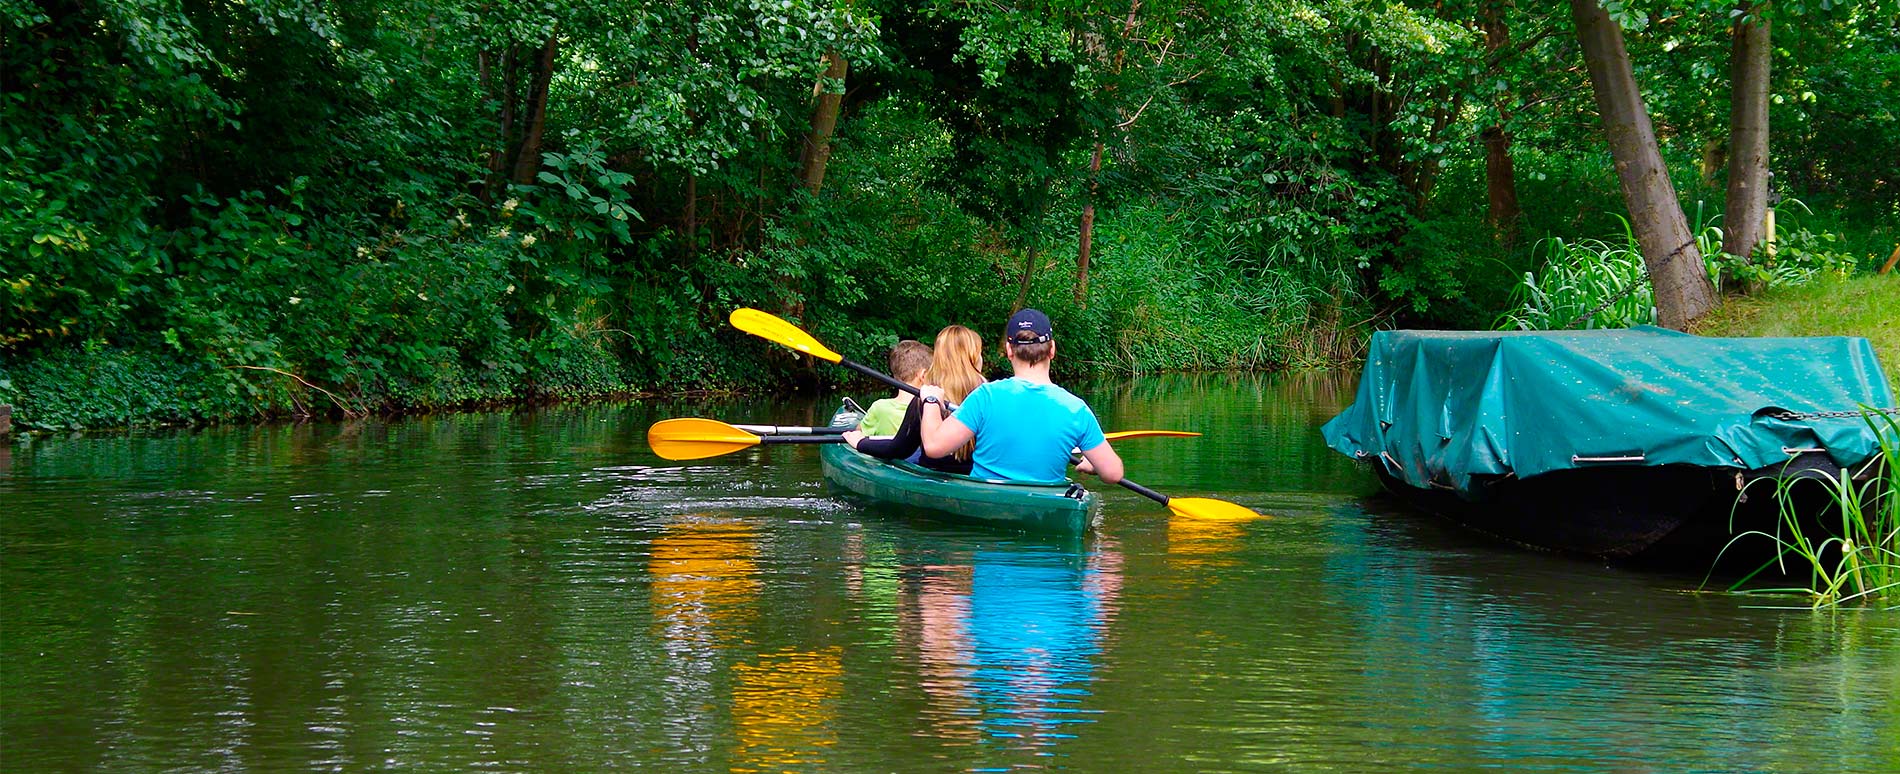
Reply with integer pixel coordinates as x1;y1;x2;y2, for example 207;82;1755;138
918;309;1124;484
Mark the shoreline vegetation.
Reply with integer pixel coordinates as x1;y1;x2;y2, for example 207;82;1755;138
4;273;1893;433
4;3;1896;432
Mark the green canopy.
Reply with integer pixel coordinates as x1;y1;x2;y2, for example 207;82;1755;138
1321;327;1896;494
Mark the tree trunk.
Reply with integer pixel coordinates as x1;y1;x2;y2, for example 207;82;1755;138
1014;245;1040;312
1479;1;1522;246
510;33;560;186
684;173;698;258
1482;126;1523;246
1075;142;1104;307
480;45;519;201
1570;0;1716;329
1073;0;1143;309
1699;138;1726;185
1723;3;1771;269
798;51;849;194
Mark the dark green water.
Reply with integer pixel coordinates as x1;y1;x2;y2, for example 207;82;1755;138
3;374;1896;772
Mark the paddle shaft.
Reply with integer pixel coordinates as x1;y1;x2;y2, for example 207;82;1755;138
843;359;916;396
841;358;962;411
1118;479;1171;506
731;424;849;435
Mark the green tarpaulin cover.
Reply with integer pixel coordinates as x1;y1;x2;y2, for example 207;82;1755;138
1321;327;1895;494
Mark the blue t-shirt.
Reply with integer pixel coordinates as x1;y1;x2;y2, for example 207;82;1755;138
950;378;1107;482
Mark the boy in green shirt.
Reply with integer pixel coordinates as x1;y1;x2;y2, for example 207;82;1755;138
857;339;932;436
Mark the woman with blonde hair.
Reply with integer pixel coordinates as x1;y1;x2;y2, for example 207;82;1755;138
843;325;986;473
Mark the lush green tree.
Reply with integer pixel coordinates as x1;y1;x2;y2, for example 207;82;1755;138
3;0;1893;426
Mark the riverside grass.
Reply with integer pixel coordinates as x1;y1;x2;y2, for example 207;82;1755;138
1712;410;1900;609
1497;203;1871;334
1695;275;1899;606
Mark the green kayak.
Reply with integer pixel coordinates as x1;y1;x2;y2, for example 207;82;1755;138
818;406;1101;534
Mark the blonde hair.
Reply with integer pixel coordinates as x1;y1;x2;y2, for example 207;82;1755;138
927;325;985;460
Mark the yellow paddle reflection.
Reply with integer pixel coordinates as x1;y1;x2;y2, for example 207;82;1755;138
1167;513;1248;569
729;647;845;772
650;518;760;651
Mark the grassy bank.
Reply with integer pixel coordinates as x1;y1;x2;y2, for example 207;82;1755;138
1693;274;1900;391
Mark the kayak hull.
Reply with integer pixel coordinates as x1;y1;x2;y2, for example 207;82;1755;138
818;408;1100;535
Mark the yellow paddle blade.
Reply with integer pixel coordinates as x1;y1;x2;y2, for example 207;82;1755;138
1165;497;1267;523
1105;430;1201;441
729;308;843;363
647;418;763;461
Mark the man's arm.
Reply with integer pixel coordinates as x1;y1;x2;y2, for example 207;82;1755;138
918;386;975;458
1077;441;1123;484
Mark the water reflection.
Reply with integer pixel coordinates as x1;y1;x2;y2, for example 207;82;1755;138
650;517;761;651
648;516;760;762
1323;502;1900;772
3;378;1895;773
899;563;979;743
1166;514;1247;570
968;544;1121;752
730;648;842;773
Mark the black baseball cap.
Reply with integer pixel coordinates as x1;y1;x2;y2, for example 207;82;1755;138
1005;308;1053;344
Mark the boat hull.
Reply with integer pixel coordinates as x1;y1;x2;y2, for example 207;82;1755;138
818;410;1099;535
1372;456;1847;568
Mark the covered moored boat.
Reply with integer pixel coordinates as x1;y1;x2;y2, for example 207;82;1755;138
1321;327;1896;563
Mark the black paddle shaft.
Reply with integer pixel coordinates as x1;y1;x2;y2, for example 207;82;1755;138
1117;479;1171;506
843;359;914;395
841;359;960;411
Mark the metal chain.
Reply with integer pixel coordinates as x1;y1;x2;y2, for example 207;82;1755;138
1769;407;1900;421
1564;263;1650;329
1563;238;1695;329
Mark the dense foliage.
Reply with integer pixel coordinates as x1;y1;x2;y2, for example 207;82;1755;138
2;0;1895;428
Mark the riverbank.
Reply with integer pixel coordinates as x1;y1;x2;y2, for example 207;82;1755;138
0;296;1362;432
1693;274;1900;391
8;273;1889;434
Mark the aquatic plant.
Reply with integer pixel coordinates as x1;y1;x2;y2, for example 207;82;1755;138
1714;409;1900;608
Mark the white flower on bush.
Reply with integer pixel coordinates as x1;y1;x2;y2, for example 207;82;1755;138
521;233;536;247
505;284;515;294
417;292;428;301
290;296;303;305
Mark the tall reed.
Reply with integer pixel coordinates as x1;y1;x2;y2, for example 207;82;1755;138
1497;232;1653;330
1713;410;1900;608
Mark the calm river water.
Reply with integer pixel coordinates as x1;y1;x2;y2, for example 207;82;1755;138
3;374;1896;772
